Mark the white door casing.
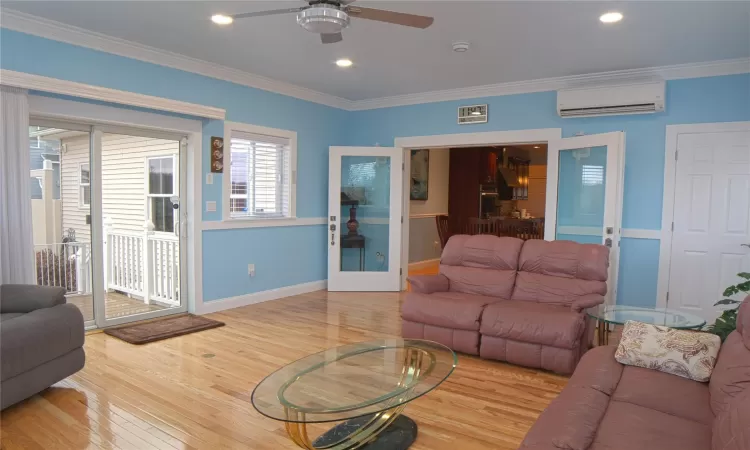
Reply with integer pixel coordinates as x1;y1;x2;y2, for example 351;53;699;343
328;146;403;292
666;130;750;321
545;131;626;305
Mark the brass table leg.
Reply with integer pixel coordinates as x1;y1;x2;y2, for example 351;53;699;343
597;320;610;346
284;405;410;450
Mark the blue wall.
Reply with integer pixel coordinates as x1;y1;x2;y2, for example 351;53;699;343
345;74;750;307
3;27;749;307
1;28;345;301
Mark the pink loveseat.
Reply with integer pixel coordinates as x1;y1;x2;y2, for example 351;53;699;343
402;234;609;374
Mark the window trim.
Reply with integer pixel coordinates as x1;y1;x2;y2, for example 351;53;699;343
222;122;297;224
145;154;177;234
78;162;90;208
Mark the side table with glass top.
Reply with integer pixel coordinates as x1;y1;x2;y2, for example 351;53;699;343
251;339;457;450
587;305;707;346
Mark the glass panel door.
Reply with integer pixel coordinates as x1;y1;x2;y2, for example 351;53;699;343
328;147;403;291
93;127;188;327
546;132;625;304
28;123;95;327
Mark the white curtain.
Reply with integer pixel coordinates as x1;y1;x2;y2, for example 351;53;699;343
0;86;34;285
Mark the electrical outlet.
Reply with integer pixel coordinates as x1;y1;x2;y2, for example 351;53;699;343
206;201;216;212
248;264;255;277
206;173;213;185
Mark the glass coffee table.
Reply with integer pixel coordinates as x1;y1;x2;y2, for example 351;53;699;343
251;339;457;450
588;305;707;345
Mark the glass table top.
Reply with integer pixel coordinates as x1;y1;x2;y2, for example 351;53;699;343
587;305;706;329
251;339;457;424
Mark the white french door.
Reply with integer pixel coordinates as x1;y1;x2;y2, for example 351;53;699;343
545;132;626;304
328;146;404;291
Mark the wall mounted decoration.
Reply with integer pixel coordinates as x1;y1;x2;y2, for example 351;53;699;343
210;136;224;173
410;149;429;200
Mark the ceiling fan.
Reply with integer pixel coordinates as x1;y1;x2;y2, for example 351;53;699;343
227;1;434;44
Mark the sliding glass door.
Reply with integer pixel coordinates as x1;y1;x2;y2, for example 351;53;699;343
28;122;95;328
95;128;188;327
28;119;188;328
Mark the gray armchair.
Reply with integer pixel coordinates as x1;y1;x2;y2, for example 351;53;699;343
0;284;85;410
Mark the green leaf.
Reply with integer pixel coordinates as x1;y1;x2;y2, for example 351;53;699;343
715;299;741;306
737;272;750;280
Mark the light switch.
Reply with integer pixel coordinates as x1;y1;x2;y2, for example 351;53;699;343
206;173;213;185
206;201;217;212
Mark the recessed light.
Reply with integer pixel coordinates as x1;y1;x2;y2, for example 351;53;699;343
533;146;540;149
336;59;353;68
599;12;623;23
211;14;233;25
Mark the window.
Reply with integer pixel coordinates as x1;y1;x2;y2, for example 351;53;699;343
147;156;176;233
79;163;90;207
226;123;296;220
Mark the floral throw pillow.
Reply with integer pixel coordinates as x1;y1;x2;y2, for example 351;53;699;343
615;320;721;382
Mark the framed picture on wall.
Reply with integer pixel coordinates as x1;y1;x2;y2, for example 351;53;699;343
410;149;429;200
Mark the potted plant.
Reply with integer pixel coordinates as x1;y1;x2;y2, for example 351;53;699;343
707;272;749;342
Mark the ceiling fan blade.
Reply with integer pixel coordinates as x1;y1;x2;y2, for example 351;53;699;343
347;7;434;29
321;32;343;44
233;7;306;20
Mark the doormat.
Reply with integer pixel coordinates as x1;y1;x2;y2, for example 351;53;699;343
104;314;225;345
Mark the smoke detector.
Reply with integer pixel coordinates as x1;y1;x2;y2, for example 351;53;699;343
452;42;470;52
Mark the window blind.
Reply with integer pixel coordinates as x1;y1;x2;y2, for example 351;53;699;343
230;131;292;219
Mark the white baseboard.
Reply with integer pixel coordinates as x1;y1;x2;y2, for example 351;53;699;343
408;258;441;271
195;280;327;314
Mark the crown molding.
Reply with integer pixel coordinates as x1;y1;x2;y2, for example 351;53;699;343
1;69;226;120
2;8;748;113
0;8;354;110
350;58;750;110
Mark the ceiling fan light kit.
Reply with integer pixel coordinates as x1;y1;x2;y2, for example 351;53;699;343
297;5;350;35
223;1;434;45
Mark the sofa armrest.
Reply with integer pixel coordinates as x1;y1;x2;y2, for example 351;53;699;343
407;274;449;294
0;284;66;314
571;294;605;313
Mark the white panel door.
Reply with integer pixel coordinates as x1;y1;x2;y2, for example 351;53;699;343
328;147;403;291
668;131;750;321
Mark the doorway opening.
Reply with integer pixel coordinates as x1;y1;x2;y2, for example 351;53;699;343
405;144;549;278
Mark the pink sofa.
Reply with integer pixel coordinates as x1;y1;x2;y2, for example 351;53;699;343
521;297;750;450
402;234;609;374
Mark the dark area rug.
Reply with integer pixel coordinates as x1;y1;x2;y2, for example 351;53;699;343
104;314;225;344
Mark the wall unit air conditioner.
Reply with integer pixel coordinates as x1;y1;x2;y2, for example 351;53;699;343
557;81;665;118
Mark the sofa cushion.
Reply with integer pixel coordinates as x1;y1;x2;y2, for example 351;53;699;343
0;304;85;381
710;298;750;416
520;346;622;450
511;240;608;307
590;400;712;450
615;321;721;382
613;365;714;425
402;291;500;331
439;235;522;299
0;313;24;323
712;389;750;450
480;301;586;349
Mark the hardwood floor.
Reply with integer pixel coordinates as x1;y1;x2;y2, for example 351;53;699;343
0;289;568;450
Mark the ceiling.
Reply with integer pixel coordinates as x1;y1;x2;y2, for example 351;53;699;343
4;1;749;101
